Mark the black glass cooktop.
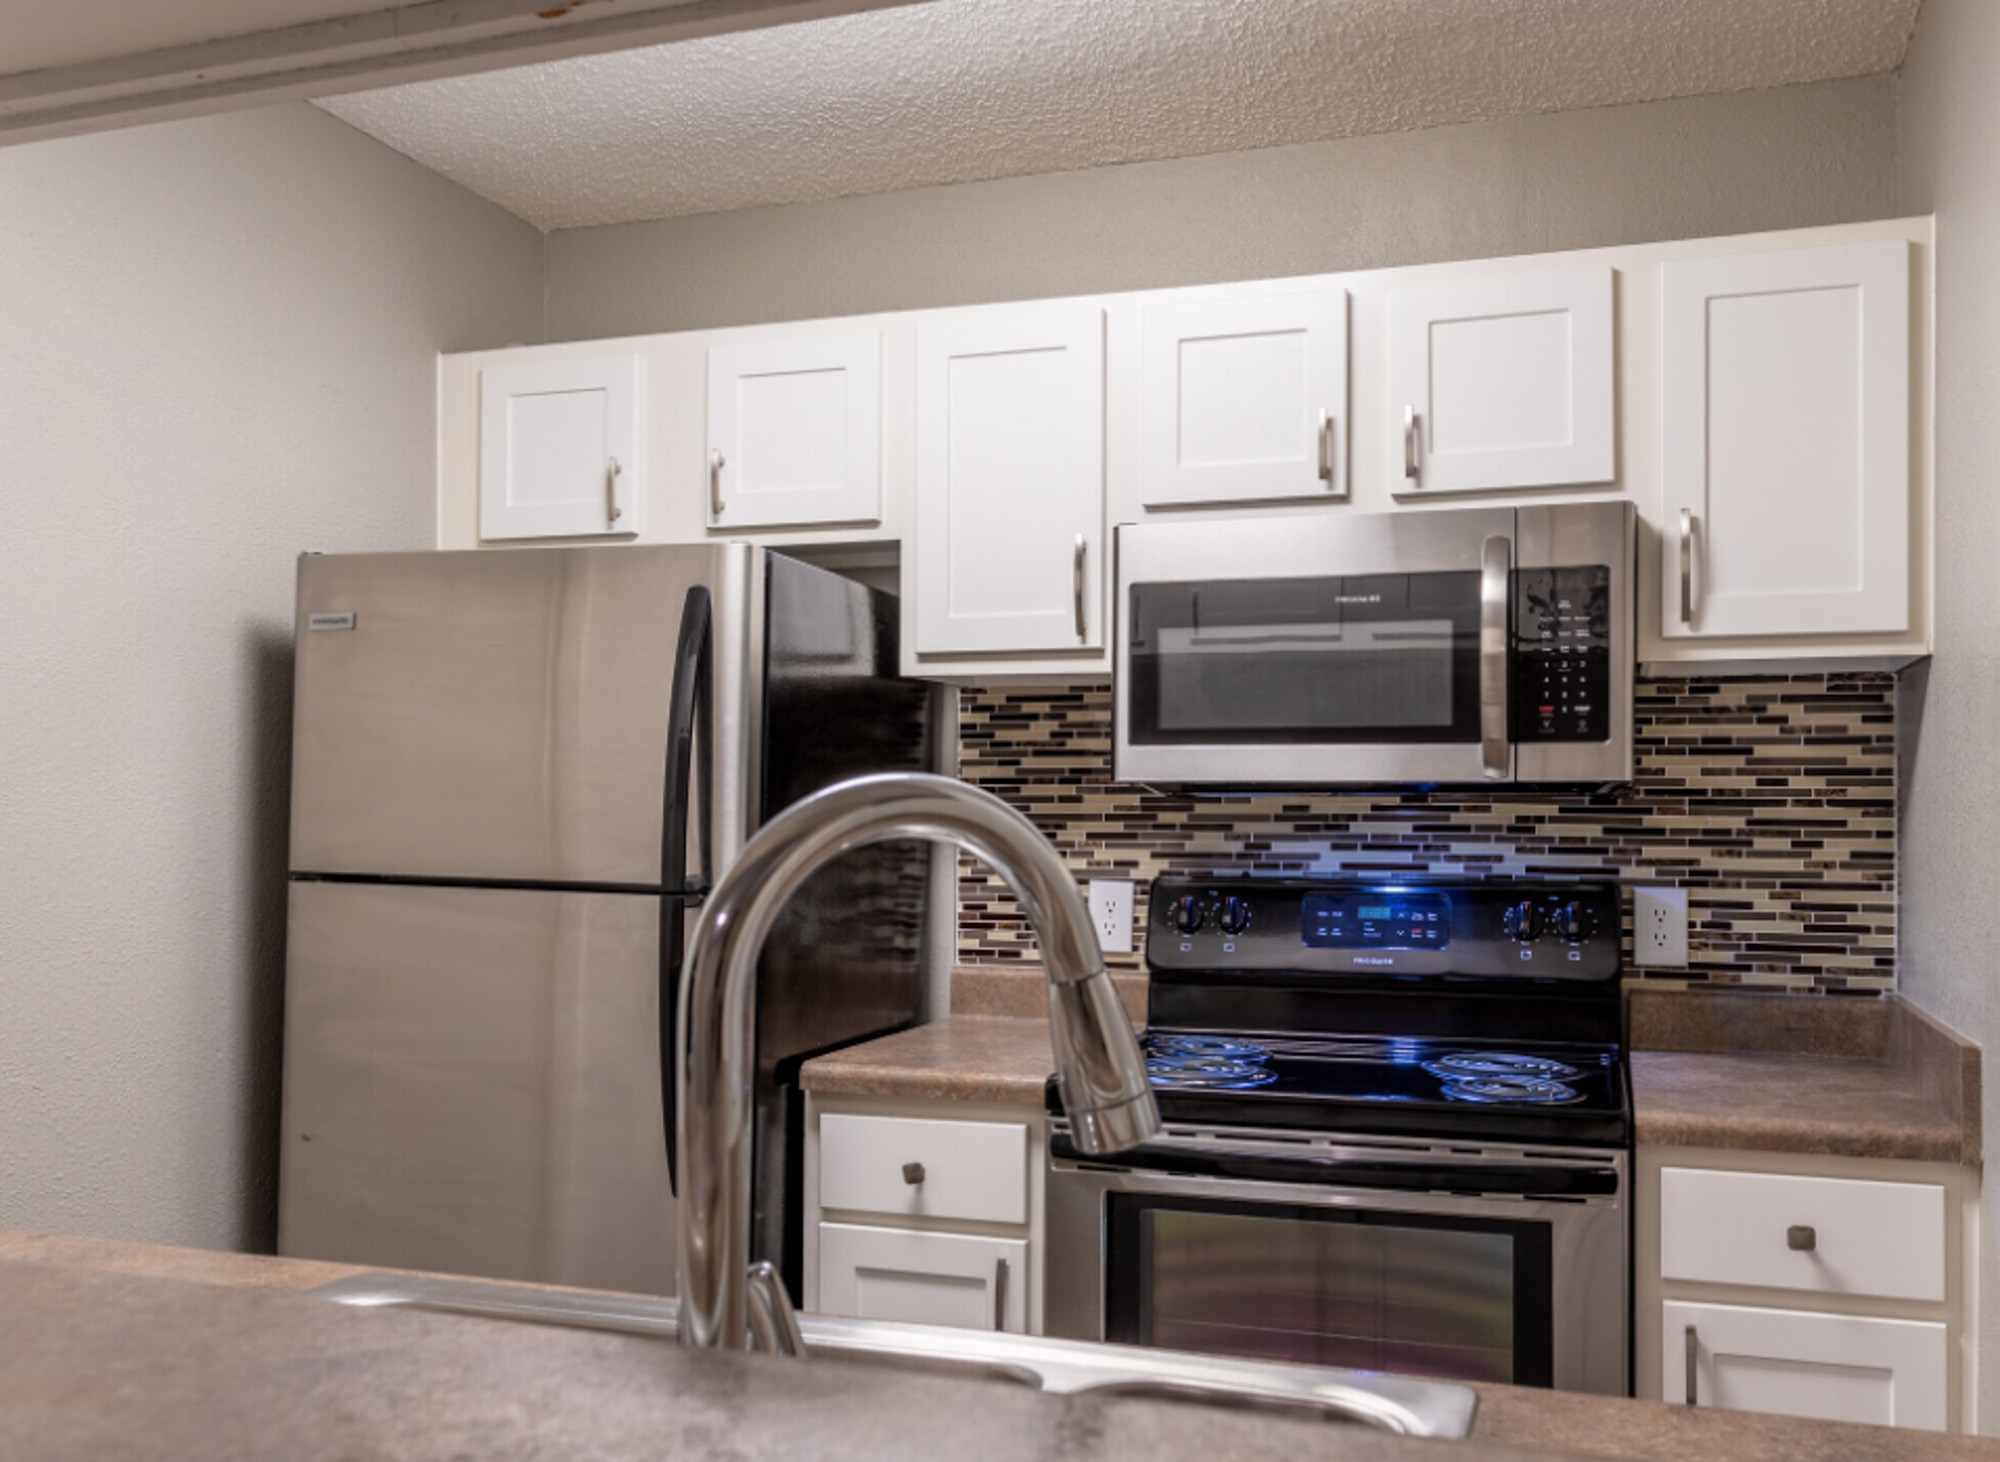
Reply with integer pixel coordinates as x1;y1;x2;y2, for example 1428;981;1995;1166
1050;1028;1630;1147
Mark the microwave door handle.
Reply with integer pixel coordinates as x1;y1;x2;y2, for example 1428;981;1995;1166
1479;534;1511;781
660;584;713;1197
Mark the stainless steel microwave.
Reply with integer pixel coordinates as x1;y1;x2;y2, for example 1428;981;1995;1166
1113;501;1636;789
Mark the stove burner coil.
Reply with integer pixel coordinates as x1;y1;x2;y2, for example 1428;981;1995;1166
1424;1051;1582;1082
1150;1034;1270;1063
1145;1056;1278;1090
1438;1075;1585;1105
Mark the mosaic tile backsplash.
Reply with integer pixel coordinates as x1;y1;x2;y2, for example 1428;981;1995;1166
955;674;1896;993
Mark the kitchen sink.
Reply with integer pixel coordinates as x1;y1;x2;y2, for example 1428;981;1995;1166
311;1273;1478;1439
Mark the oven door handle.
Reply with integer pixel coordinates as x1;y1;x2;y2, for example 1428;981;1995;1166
1050;1135;1620;1197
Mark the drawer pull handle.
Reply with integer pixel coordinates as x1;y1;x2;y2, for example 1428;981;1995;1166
1787;1224;1817;1252
901;1161;926;1186
993;1257;1009;1332
1684;1324;1698;1406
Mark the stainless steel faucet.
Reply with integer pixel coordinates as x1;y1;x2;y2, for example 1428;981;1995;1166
674;771;1161;1351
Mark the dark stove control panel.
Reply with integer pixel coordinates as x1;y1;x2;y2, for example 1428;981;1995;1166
1147;876;1622;982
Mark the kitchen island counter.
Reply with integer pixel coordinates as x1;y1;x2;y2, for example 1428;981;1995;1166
0;1231;1989;1460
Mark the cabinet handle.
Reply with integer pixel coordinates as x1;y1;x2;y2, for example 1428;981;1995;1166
1679;508;1695;626
1787;1224;1817;1252
1317;408;1336;485
606;456;623;525
1403;405;1421;484
1684;1324;1698;1406
1073;535;1088;641
993;1256;1009;1332
1479;534;1510;781
901;1161;925;1186
710;449;726;519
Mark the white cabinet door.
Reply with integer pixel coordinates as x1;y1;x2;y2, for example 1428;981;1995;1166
1665;1300;1947;1432
818;1222;1028;1333
1661;241;1909;639
1141;290;1348;506
479;354;642;540
914;307;1104;656
706;333;881;529
1388;267;1614;495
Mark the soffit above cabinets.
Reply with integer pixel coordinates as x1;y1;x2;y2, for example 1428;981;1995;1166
313;0;1922;231
0;0;927;147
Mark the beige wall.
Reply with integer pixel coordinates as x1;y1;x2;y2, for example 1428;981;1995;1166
1895;0;2000;1429
544;73;1897;339
0;102;541;1251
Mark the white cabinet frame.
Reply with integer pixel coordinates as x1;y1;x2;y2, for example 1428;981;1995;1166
1141;289;1349;506
1389;266;1614;496
478;353;642;541
1660;240;1910;639
706;332;882;530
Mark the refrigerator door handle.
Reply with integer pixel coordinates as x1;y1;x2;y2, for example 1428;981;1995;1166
661;583;713;1195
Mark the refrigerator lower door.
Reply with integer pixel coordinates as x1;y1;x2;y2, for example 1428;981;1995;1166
278;882;676;1295
289;544;756;887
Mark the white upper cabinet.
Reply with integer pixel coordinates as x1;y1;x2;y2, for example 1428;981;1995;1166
479;354;642;540
1389;267;1615;495
705;332;883;530
914;307;1105;657
1140;289;1349;506
1660;241;1910;640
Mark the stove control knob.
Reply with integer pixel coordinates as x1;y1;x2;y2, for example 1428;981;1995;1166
1169;895;1204;935
1560;902;1592;940
1218;896;1251;936
1503;901;1539;941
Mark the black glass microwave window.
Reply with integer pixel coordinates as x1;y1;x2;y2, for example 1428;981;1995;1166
1126;573;1483;745
1106;1194;1553;1386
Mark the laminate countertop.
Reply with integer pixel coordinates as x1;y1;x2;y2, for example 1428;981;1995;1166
810;969;1981;1166
0;1231;1988;1461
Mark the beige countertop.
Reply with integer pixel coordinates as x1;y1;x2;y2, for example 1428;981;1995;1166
810;969;1982;1166
1;1231;1987;1460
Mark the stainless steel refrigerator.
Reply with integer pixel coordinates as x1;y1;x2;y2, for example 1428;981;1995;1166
277;544;941;1298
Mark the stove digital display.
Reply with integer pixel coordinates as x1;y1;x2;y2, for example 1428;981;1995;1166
1301;892;1451;950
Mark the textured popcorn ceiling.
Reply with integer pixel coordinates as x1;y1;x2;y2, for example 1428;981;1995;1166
315;0;1922;230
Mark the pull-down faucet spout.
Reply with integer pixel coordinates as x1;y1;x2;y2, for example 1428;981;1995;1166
675;772;1160;1351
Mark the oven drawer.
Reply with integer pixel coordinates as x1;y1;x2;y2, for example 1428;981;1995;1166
1660;1167;1945;1302
819;1113;1029;1224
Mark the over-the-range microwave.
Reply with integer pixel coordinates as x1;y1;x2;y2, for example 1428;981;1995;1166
1114;501;1636;790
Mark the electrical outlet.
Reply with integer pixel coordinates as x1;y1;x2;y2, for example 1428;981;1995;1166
1634;886;1689;967
1087;879;1134;954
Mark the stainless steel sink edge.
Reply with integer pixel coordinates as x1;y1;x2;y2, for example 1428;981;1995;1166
310;1272;1478;1440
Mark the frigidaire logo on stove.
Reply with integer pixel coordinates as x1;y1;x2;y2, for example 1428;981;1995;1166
1333;594;1382;604
1352;956;1396;966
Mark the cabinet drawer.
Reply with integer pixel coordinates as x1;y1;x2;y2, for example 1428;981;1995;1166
1661;1167;1945;1302
819;1113;1029;1224
819;1222;1028;1333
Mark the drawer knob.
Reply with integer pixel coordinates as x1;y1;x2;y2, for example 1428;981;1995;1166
902;1162;926;1186
1787;1224;1817;1252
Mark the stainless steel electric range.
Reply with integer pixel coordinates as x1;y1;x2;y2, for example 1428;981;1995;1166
1045;876;1630;1397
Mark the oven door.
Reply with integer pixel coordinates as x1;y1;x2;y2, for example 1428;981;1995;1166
1046;1129;1628;1397
1115;509;1517;786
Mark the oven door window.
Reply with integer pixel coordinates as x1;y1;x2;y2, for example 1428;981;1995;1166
1105;1194;1553;1387
1126;573;1482;745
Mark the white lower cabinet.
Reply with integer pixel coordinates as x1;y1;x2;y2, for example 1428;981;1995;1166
1666;1300;1947;1431
1639;1147;1974;1434
819;1223;1028;1333
807;1093;1046;1335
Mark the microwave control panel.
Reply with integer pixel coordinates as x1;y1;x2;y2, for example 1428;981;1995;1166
1513;565;1611;743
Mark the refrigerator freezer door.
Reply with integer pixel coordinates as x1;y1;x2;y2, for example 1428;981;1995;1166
289;545;753;887
278;882;676;1294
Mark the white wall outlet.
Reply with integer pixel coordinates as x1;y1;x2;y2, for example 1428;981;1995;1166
1088;879;1134;954
1634;886;1689;968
